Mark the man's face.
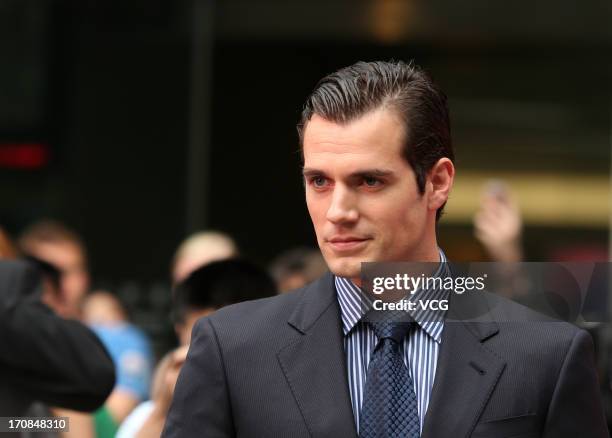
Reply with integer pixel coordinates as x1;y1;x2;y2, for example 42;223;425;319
303;109;440;282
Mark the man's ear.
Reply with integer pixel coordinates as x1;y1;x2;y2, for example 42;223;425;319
427;158;455;211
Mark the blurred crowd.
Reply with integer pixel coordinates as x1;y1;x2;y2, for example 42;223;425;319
1;179;611;436
0;217;328;437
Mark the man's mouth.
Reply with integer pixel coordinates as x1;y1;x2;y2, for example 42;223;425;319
327;237;371;252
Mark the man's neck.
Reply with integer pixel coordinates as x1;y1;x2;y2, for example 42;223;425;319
349;245;442;287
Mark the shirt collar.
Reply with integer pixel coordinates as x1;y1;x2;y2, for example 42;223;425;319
335;249;449;343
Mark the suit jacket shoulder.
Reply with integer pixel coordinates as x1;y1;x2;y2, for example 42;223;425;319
196;273;334;380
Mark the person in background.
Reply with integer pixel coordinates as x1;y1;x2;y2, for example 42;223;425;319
172;258;278;346
0;227;17;259
81;291;154;437
18;220;90;319
171;231;238;284
116;258;276;437
0;260;115;433
115;346;188;438
472;180;529;303
18;256;97;438
473;180;523;263
269;247;328;293
18;222;103;436
23;255;64;311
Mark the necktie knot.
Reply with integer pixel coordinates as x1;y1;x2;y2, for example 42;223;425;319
370;321;414;344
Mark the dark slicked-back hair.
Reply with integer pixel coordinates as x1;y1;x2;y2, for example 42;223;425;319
297;60;453;220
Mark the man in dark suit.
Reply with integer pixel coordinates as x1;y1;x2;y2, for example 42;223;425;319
163;61;608;437
0;259;115;417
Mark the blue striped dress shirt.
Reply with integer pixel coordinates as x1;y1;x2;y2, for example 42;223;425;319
335;250;449;434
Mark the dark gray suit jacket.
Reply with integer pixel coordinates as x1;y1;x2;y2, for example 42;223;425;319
163;272;608;438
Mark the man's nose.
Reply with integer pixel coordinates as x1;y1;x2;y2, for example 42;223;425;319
326;185;359;224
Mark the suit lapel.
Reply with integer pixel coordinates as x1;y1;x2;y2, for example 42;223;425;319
277;272;358;438
421;291;506;438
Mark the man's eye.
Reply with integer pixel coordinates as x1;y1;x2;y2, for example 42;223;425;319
363;177;381;187
311;176;327;187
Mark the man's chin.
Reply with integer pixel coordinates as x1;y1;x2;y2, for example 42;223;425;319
326;258;362;281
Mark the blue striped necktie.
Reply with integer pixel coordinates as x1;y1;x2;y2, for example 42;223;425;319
359;321;421;438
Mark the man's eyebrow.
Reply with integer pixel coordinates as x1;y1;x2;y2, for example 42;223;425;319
302;168;326;177
302;168;394;177
348;169;394;178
